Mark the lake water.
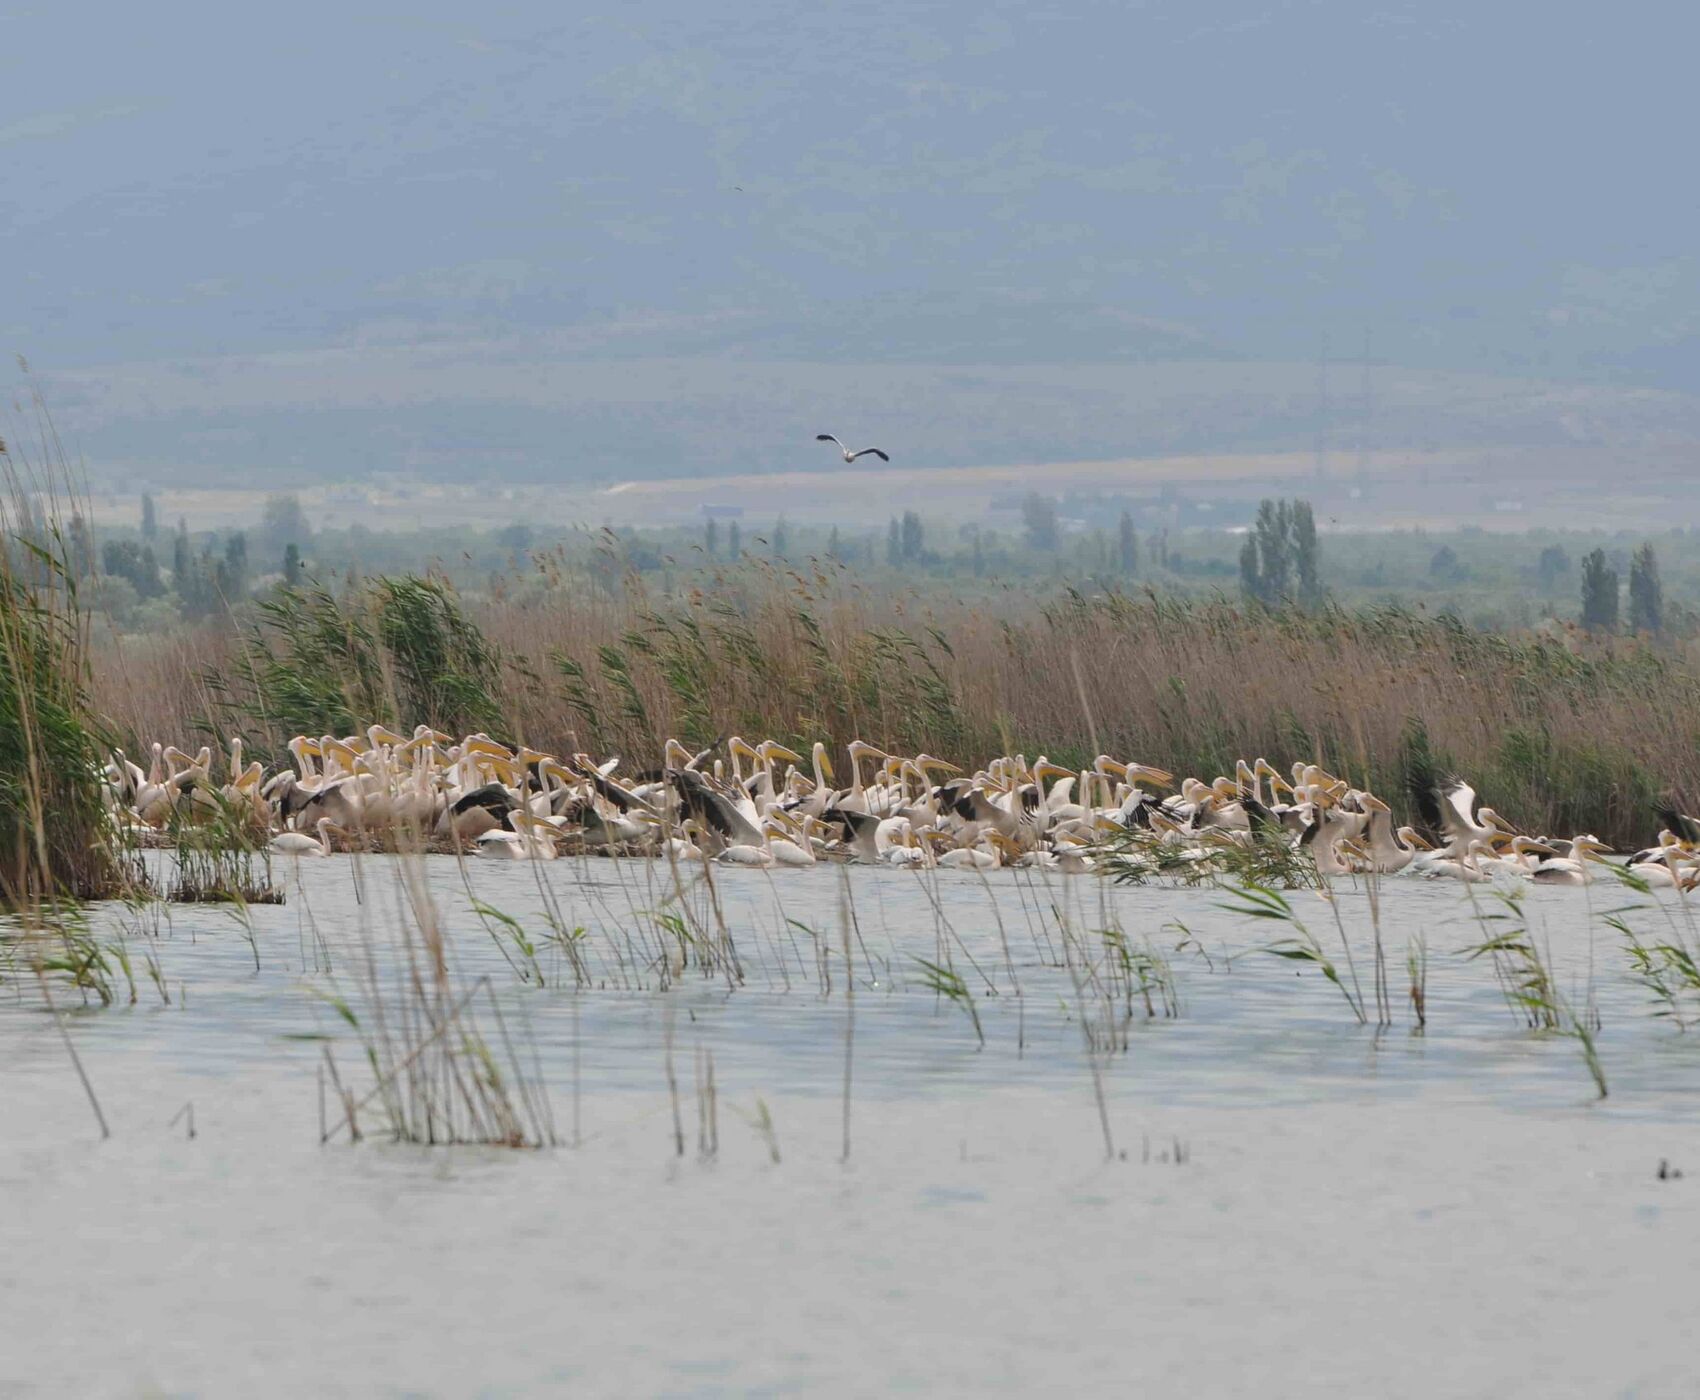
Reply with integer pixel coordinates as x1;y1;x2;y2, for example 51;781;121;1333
5;856;1700;1397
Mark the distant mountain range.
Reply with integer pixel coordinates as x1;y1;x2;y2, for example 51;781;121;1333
8;0;1700;507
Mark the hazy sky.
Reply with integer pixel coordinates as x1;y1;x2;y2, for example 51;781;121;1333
7;0;1700;481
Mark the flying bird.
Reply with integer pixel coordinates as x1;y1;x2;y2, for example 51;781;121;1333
816;434;889;464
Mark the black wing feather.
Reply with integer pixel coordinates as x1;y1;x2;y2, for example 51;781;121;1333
1656;803;1700;843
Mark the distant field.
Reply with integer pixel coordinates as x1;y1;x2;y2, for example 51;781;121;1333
86;442;1700;535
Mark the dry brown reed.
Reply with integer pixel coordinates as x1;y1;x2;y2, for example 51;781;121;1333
90;556;1700;849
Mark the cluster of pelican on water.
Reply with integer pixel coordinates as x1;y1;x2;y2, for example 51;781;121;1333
101;728;1700;887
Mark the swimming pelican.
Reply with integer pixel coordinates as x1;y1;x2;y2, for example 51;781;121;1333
270;816;336;858
1357;795;1421;874
475;813;561;861
1529;835;1613;885
873;816;928;868
763;810;818;867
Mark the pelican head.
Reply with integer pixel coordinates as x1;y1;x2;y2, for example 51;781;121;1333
812;741;836;785
915;754;963;779
1397;825;1434;851
1033;759;1074;785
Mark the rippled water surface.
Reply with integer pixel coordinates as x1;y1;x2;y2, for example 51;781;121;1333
6;856;1700;1397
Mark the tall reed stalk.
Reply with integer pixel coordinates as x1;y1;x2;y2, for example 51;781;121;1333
0;419;120;902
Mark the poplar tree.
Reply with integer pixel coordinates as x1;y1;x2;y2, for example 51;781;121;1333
1118;511;1139;575
1292;500;1321;607
900;510;924;562
1629;543;1663;634
1238;536;1262;603
1242;497;1323;607
1021;493;1059;550
1537;545;1569;593
1580;549;1619;631
172;520;191;594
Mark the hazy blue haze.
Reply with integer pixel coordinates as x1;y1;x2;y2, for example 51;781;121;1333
6;1;1699;481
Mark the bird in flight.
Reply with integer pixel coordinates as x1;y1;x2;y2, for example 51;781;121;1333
816;434;890;463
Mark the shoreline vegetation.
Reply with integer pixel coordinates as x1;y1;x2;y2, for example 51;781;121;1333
86;562;1700;852
2;403;1696;870
0;427;119;902
6;441;1692;1136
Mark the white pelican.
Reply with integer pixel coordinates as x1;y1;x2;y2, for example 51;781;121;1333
717;835;776;868
1529;836;1612;885
271;817;336;858
475;813;561;861
655;817;709;864
874;816;928;868
135;742;174;825
1354;796;1421;874
933;828;1009;870
1434;778;1514;859
763;810;817;867
836;740;891;814
815;434;889;463
1412;837;1496;882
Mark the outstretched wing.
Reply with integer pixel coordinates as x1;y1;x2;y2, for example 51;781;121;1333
1403;744;1444;838
815;434;844;449
1437;777;1478;843
1657;803;1700;843
849;447;890;462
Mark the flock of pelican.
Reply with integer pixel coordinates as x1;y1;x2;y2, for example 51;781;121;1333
102;728;1700;887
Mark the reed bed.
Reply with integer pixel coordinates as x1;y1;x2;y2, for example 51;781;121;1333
0;426;122;902
312;853;555;1148
88;557;1700;849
